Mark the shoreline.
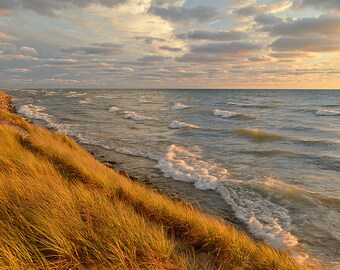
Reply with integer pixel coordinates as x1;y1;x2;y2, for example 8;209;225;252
0;91;323;269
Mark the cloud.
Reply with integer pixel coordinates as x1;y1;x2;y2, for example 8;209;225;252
176;30;249;41
234;5;266;16
137;55;171;62
5;68;31;73
248;55;276;62
19;46;39;56
0;32;17;41
135;36;166;44
234;1;292;17
61;43;121;55
148;5;219;23
191;41;261;54
151;0;185;8
293;0;340;11
254;14;283;25
270;37;340;52
45;59;79;65
159;45;182;52
0;0;128;16
269;52;319;58
262;13;340;36
267;1;292;13
175;53;235;63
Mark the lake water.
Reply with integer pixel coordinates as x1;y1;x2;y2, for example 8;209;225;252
7;88;340;269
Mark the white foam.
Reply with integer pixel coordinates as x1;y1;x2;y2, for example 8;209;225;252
169;120;199;129
213;109;240;118
172;103;191;110
79;98;93;104
108;106;120;112
42;90;58;96
18;104;49;121
139;96;151;103
66;92;87;98
95;95;117;99
315;109;340;116
217;183;299;251
227;102;249;106
123;111;156;121
156;144;300;255
18;104;70;134
26;89;38;95
156;145;228;190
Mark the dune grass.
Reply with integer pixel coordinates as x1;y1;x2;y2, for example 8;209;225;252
0;97;321;269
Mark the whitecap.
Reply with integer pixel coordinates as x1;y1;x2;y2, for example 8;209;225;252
139;97;151;103
169;120;199;129
108;106;120;112
18;104;71;134
213;109;239;118
95;95;117;99
172;103;191;110
156;145;301;257
315;109;340;116
79;98;93;104
123;111;157;121
66;92;87;98
156;145;228;191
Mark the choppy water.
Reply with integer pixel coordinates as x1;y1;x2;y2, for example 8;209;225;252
6;88;340;269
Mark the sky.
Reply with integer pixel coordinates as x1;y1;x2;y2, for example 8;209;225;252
0;0;339;89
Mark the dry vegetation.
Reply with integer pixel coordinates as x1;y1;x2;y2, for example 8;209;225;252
0;93;320;269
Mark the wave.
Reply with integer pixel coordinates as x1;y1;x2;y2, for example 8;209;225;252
139;96;152;103
112;147;160;160
172;103;191;110
315;109;340;116
323;104;340;108
42;90;58;96
79;98;93;104
108;106;120;112
235;128;285;141
18;104;71;134
123;111;157;121
242;149;296;157
95;95;117;99
213;109;257;120
169;120;199;129
272;100;283;103
66;91;87;98
18;104;49;121
156;145;300;254
156;145;229;190
294;138;335;147
227;102;278;109
213;109;239;118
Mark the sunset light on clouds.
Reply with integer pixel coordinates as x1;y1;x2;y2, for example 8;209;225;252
0;0;339;89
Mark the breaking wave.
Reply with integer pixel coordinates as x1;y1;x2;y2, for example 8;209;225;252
108;106;120;112
79;98;93;104
123;111;157;121
18;104;70;134
66;91;87;98
172;103;191;110
169;120;200;129
156;145;301;254
213;109;257;120
315;109;340;116
213;109;240;118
